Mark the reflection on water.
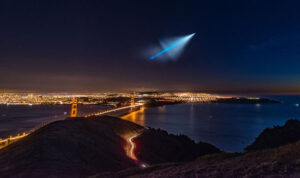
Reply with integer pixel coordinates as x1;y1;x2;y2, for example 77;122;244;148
158;106;166;112
122;106;145;126
120;102;300;152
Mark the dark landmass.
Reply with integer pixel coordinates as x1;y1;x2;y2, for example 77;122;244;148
134;128;220;164
0;116;142;177
105;141;300;177
213;97;279;104
144;97;279;108
245;119;300;151
0;116;218;178
98;119;300;178
144;99;183;107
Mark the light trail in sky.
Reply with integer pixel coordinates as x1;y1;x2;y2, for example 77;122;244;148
150;40;182;60
150;33;195;60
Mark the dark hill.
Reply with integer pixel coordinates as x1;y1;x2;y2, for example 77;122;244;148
0;116;220;178
134;128;220;164
104;141;300;177
0;116;143;178
94;119;300;177
245;119;300;151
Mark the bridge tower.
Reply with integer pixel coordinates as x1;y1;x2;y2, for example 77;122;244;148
130;94;134;112
70;97;78;118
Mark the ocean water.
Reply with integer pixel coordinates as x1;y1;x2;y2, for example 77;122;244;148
123;95;300;152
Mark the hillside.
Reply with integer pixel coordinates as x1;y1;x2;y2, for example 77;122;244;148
134;128;220;164
245;119;300;151
102;139;300;177
0;116;143;178
95;119;300;178
0;116;219;178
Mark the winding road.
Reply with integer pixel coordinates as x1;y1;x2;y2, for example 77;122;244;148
125;131;149;168
127;133;139;161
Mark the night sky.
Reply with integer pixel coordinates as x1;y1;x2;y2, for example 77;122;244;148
1;0;300;93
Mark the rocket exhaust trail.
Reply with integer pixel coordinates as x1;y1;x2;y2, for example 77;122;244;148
150;33;195;60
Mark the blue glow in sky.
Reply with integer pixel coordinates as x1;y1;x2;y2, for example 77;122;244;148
150;33;195;60
2;1;300;93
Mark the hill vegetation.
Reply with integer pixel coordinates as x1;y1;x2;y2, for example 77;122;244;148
245;119;300;151
105;140;300;177
134;128;220;164
100;119;300;177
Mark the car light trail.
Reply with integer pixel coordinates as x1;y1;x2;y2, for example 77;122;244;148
85;103;143;117
0;133;27;144
124;131;150;168
0;118;65;149
127;134;139;161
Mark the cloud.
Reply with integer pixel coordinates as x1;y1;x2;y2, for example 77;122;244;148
249;33;300;50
